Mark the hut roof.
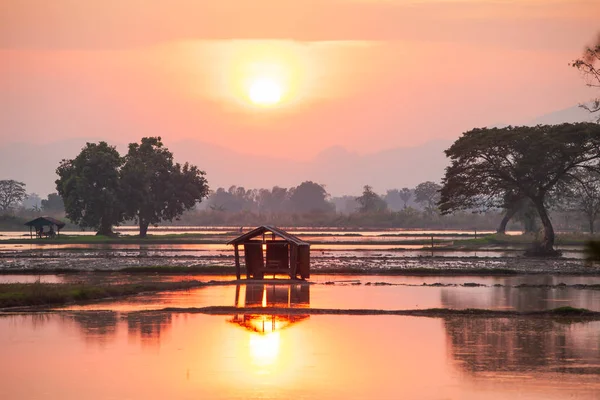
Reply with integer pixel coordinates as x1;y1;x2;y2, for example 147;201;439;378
24;216;66;229
227;225;309;246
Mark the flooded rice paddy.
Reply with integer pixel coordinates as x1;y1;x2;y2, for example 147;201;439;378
2;229;600;398
0;228;523;241
1;277;600;399
0;243;592;274
55;276;600;313
0;228;592;273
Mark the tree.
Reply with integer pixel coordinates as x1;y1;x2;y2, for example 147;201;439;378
0;180;27;213
383;189;410;211
56;142;124;235
496;191;521;234
41;193;65;213
121;137;209;237
207;186;256;214
572;33;600;122
23;193;41;211
331;195;359;214
559;170;600;234
357;185;388;213
513;198;540;234
399;188;412;209
288;181;332;213
439;124;600;255
414;181;441;213
256;186;289;214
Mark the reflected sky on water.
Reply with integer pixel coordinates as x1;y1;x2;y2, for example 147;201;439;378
61;279;600;313
0;311;598;399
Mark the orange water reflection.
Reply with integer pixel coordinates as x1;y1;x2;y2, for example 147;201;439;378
0;312;599;399
63;279;600;313
230;283;310;375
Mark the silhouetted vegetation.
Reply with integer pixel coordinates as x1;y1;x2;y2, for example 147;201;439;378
572;33;600;122
440;123;600;256
356;185;387;213
56;142;124;235
0;180;27;213
56;137;208;236
121;137;209;237
0;280;206;308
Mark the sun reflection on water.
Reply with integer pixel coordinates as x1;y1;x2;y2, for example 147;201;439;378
249;331;281;371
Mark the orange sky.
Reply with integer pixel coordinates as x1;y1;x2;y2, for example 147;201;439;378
1;0;599;160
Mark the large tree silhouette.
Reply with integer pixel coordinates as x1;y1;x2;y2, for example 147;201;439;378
440;123;600;255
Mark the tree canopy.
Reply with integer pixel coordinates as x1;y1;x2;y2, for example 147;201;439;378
41;193;65;213
556;170;600;234
56;138;209;237
414;181;441;213
56;142;124;235
357;185;388;213
288;181;332;213
0;180;27;213
121;137;209;237
439;123;600;254
399;188;412;209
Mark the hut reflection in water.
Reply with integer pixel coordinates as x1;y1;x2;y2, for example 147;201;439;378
230;283;310;334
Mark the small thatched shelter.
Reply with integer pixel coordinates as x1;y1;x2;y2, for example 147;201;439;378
227;225;310;280
24;216;66;238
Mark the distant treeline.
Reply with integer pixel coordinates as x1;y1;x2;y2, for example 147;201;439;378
2;179;599;232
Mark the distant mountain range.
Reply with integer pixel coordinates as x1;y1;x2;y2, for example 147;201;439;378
0;104;596;198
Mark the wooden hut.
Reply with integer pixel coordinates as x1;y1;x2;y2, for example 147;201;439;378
228;226;310;280
24;216;66;238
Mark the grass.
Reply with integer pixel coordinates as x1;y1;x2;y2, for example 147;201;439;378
0;280;206;308
548;306;595;316
0;234;227;245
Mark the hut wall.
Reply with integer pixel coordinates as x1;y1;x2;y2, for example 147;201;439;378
297;246;310;279
265;242;289;271
244;242;264;279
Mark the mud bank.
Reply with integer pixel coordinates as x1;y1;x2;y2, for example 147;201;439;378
154;306;600;320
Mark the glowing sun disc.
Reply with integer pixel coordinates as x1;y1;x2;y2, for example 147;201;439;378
248;78;283;105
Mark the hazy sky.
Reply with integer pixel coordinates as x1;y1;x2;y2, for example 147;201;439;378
1;0;599;160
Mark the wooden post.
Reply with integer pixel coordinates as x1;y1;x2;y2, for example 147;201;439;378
29;226;32;239
234;244;241;280
290;244;298;279
235;284;240;306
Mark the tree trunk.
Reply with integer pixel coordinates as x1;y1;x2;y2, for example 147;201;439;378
139;220;149;238
590;217;595;235
497;207;518;234
531;199;557;256
97;218;113;236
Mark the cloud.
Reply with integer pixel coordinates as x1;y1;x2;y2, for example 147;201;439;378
1;0;597;50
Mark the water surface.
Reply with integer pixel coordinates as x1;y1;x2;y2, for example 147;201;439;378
0;312;597;399
62;281;600;313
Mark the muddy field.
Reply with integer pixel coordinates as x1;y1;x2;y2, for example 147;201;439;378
1;247;599;275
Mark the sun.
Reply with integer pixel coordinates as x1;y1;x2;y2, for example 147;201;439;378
248;78;283;106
